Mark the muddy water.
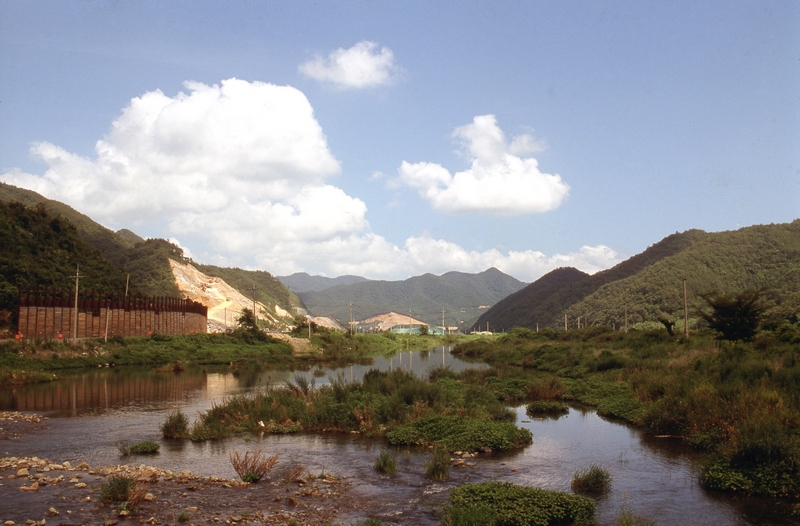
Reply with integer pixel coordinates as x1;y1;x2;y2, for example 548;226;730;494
0;347;792;524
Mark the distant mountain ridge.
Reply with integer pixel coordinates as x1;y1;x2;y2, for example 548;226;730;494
473;221;800;331
298;267;526;328
277;272;369;293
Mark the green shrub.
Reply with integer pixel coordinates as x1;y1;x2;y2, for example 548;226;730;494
387;414;532;452
100;475;137;502
160;410;189;439
571;464;612;493
119;440;160;455
447;481;595;526
425;445;451;480
526;401;569;418
374;449;397;474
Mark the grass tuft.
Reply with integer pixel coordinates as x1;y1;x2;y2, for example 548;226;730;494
571;464;612;493
229;448;278;483
425;444;451;480
374;449;397;474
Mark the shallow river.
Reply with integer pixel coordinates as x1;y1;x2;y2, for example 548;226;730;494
0;347;793;524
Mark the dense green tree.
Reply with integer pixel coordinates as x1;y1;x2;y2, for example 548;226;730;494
237;308;258;332
698;289;767;342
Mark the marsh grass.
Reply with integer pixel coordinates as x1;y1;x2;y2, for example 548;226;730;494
526;400;569;418
100;475;138;502
425;445;451;480
571;464;612;493
229;448;278;483
118;440;160;455
374;449;397;474
160;410;189;439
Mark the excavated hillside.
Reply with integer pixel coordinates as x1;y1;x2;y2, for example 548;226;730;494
169;260;294;332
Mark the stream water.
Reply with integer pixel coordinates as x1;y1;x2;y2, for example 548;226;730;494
0;347;793;525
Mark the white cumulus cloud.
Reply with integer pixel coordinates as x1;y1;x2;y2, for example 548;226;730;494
299;41;397;89
0;79;618;284
394;115;570;215
0;78;367;255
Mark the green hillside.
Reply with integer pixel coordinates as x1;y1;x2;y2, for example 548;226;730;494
472;229;706;331
0;201;130;335
475;221;800;332
0;184;300;317
470;267;589;332
299;267;526;328
566;220;800;328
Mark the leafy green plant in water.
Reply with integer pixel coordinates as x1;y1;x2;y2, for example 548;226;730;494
425;444;451;480
387;414;532;452
526;400;569;418
118;440;160;455
374;449;397;474
447;481;595;526
160;410;189;439
571;464;612;493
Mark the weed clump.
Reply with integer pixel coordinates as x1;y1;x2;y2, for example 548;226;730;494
100;475;138;502
387;414;532;452
229;448;278;483
571;464;612;493
160;410;189;439
374;449;397;474
444;481;595;526
526;400;569;418
425;445;451;480
118;440;160;455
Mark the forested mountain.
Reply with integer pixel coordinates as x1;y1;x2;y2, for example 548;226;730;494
299;267;526;328
0;184;300;319
277;272;369;293
565;220;800;327
0;201;131;335
470;267;589;332
473;221;800;331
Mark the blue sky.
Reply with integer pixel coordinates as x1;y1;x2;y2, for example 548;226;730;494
1;1;798;282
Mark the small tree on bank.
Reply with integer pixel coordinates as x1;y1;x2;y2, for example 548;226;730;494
698;289;767;343
237;308;258;332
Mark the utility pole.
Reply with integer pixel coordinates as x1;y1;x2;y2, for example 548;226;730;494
564;313;568;331
442;308;445;335
683;278;689;337
125;274;129;298
349;302;354;335
71;265;82;344
249;285;259;329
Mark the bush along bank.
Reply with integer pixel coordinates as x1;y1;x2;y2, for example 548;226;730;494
161;367;532;454
451;325;800;500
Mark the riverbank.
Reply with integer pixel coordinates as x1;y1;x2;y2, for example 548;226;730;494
451;326;800;505
0;331;458;387
0;453;355;525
